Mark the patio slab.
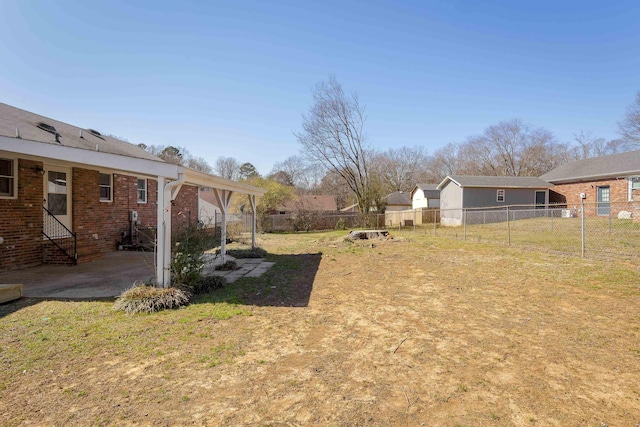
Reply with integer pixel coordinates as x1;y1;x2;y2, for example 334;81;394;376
0;251;276;300
201;255;275;283
0;251;156;299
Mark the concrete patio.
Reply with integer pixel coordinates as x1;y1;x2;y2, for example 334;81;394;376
0;251;275;300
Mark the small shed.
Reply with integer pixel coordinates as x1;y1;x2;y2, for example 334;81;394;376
437;175;551;226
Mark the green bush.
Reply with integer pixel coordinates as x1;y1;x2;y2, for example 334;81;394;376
171;251;203;289
114;285;190;314
192;275;227;294
215;260;238;271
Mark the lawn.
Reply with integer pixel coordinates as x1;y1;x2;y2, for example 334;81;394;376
1;231;640;425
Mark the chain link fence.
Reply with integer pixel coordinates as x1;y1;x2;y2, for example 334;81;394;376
201;202;640;262
405;202;640;262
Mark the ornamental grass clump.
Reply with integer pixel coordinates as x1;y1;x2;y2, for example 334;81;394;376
215;260;238;271
191;275;227;295
114;285;190;314
225;247;268;259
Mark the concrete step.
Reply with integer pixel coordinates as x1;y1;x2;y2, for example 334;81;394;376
0;284;23;304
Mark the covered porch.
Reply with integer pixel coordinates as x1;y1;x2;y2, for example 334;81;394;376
0;138;265;288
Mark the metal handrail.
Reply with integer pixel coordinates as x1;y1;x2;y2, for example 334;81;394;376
42;206;77;264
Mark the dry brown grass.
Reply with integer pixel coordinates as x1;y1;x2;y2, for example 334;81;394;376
1;231;639;426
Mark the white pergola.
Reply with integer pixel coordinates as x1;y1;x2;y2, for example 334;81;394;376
0;137;265;287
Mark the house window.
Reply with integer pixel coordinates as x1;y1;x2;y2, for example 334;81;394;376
137;178;147;203
99;173;112;202
0;158;16;198
496;189;505;203
629;177;640;201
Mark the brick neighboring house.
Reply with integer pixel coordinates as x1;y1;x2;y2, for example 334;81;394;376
540;150;640;216
0;103;264;286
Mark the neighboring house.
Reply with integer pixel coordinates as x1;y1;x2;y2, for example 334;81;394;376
410;183;440;209
437;175;553;226
384;191;412;211
0;103;264;286
540;150;640;216
277;195;337;214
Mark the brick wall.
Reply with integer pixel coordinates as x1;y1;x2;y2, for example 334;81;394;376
71;170;198;264
552;178;630;216
72;169;162;263
1;162;200;272
171;184;198;233
0;159;44;271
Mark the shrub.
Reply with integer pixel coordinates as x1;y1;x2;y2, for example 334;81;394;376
225;247;268;259
114;285;190;314
335;218;346;230
215;260;238;271
171;251;204;289
192;275;227;294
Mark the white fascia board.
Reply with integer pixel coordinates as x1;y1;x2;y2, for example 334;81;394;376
0;136;179;178
436;176;460;190
181;167;266;196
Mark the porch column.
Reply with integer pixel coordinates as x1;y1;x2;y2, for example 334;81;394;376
213;188;233;262
156;177;167;287
248;194;257;250
157;175;185;288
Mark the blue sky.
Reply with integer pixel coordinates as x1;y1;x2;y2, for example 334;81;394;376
1;0;639;174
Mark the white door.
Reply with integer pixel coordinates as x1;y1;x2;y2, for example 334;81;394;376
43;165;72;236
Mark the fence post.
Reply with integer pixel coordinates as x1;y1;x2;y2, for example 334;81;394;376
434;209;437;236
413;209;416;233
463;209;467;240
506;206;511;245
581;198;585;257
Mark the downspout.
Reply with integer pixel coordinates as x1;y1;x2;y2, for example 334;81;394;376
157;173;186;288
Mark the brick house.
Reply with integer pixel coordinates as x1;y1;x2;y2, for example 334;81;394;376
0;103;264;286
540;150;640;217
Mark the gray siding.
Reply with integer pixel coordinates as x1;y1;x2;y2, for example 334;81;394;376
463;188;545;208
440;182;463;225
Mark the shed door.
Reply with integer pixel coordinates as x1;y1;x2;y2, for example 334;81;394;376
596;186;610;216
535;190;546;208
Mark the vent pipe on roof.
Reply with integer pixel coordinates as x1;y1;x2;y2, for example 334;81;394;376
79;129;83;139
96;144;99;152
15;128;20;138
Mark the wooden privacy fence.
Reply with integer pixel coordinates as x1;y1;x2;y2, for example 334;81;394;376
385;208;440;227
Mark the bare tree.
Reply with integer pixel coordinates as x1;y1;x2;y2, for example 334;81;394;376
424;143;465;182
372;146;429;193
295;76;376;213
185;156;212;173
458;119;559;176
618;91;640;147
270;155;322;191
317;170;352;210
214;156;241;180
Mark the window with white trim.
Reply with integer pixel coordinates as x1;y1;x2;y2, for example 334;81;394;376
99;173;112;202
629;177;640;201
496;189;505;202
137;178;147;203
0;158;16;198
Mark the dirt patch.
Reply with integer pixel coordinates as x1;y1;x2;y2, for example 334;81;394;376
1;231;640;425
